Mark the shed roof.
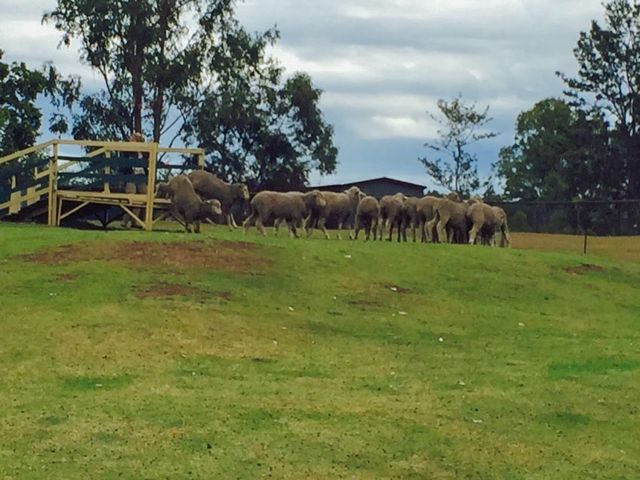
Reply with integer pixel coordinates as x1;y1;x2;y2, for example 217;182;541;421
309;176;426;190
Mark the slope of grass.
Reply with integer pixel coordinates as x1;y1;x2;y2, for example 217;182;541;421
1;222;639;479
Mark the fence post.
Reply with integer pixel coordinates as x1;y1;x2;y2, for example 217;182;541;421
144;142;158;231
48;142;58;226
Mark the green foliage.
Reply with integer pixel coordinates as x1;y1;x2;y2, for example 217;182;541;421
558;0;640;198
44;0;337;188
419;94;497;196
496;98;609;200
0;50;74;156
187;72;337;189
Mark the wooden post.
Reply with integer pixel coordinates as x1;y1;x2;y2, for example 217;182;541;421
144;142;158;231
48;142;59;226
198;152;205;170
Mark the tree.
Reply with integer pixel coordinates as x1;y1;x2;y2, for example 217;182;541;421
419;95;497;196
44;0;337;187
185;72;337;189
557;0;640;198
496;98;610;201
0;50;70;156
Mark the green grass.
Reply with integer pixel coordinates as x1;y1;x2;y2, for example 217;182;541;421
1;222;639;479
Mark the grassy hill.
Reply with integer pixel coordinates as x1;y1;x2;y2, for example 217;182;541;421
1;223;639;479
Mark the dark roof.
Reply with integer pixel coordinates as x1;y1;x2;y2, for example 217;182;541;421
309;176;426;190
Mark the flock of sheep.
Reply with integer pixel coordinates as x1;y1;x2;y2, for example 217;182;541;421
155;172;511;247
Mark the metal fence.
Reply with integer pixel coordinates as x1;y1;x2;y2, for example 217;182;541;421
490;199;640;253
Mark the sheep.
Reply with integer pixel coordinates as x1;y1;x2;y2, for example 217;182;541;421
415;196;440;243
188;170;250;230
400;196;421;242
305;186;363;239
354;195;380;241
429;193;471;244
378;193;407;242
490;205;511;247
243;190;327;238
272;191;327;236
158;175;222;233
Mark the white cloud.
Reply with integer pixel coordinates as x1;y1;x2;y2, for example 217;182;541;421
0;0;607;182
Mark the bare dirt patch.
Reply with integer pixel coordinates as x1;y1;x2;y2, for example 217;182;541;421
21;240;271;274
565;264;605;275
135;282;233;301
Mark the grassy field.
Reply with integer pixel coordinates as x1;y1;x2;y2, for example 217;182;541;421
1;223;639;479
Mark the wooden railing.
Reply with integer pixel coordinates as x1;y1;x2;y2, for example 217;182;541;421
0;139;205;230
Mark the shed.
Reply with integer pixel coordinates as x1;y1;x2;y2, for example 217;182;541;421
307;177;426;199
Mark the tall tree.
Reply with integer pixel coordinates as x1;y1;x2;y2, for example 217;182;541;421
558;0;640;198
0;49;77;156
186;72;337;189
419;95;497;196
496;98;611;200
44;0;337;187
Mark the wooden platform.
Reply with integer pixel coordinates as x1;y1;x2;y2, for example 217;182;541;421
1;139;205;231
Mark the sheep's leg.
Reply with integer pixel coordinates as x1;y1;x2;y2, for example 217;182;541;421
502;225;511;248
436;219;448;244
226;213;235;231
288;219;300;239
243;213;256;233
468;224;480;245
354;220;361;240
274;218;281;236
387;219;393;242
316;217;330;240
194;220;201;234
378;217;384;241
412;222;417;243
230;213;239;229
337;221;344;240
256;216;267;236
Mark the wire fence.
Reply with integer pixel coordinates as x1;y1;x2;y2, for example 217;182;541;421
490;199;640;254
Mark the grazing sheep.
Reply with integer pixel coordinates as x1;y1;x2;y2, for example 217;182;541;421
490;205;511;247
354;195;380;241
378;193;406;242
243;190;327;238
162;175;222;233
272;190;327;236
430;194;470;244
305;186;363;239
466;201;500;246
188;170;250;230
400;196;421;242
415;196;440;243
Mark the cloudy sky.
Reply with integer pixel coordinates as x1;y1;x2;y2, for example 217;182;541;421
0;0;604;189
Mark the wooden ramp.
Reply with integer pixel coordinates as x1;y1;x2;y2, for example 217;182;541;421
0;139;205;230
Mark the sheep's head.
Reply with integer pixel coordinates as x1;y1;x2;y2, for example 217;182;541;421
394;192;408;202
308;190;327;209
344;186;362;198
446;191;462;202
234;183;250;201
200;199;223;218
155;182;172;199
467;195;483;205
